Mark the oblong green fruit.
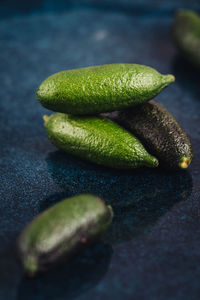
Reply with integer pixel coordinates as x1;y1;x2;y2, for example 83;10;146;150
172;10;200;67
36;64;174;115
17;194;113;276
44;113;158;169
104;100;193;170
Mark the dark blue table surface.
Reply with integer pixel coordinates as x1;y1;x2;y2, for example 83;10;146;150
0;1;200;299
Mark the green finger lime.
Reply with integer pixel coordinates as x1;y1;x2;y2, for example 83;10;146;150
36;64;174;115
17;194;113;276
43;113;159;169
172;10;200;67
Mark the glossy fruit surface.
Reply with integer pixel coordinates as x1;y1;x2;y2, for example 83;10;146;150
17;194;113;276
44;113;158;169
173;10;200;67
105;100;193;170
36;64;174;114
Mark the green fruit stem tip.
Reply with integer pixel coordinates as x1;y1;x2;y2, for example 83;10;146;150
163;74;175;86
179;156;191;169
43;115;50;127
24;256;38;278
145;156;159;168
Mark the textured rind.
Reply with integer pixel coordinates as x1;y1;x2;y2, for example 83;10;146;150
36;64;174;115
44;113;158;169
17;194;113;273
104;100;193;169
172;10;200;67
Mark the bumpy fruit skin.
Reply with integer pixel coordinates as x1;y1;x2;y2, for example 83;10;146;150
172;10;200;67
17;194;113;276
104;100;193;170
44;113;158;169
36;64;174;115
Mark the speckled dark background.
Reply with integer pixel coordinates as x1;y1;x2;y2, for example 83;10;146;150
0;1;200;299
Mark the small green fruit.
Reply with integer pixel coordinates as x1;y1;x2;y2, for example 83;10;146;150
36;64;174;115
